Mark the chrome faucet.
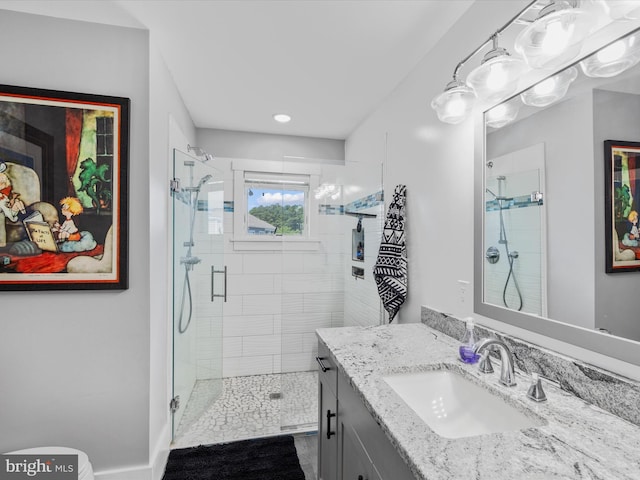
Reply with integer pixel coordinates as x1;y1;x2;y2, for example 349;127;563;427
473;338;517;387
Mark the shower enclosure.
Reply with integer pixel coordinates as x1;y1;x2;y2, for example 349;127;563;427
171;148;225;440
170;147;382;446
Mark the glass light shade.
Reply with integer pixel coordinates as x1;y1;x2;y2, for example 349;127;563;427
514;3;597;70
579;34;640;77
486;99;520;129
467;53;527;103
431;80;476;124
520;67;578;107
608;1;640;21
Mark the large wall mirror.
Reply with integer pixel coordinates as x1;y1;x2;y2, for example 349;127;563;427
475;22;640;367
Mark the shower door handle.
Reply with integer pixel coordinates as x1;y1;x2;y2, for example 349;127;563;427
211;265;227;302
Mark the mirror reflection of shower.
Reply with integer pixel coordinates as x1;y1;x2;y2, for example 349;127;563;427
486;175;523;311
178;157;213;334
484;144;547;317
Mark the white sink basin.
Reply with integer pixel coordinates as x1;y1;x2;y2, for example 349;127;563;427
382;369;544;439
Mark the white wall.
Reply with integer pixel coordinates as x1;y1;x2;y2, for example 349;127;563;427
0;9;151;474
206;128;345;163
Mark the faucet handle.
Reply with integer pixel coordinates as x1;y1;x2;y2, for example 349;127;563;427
526;373;547;402
478;349;494;374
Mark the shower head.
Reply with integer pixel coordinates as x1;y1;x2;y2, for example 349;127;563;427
183;174;213;193
197;174;213;188
187;144;204;156
187;144;214;161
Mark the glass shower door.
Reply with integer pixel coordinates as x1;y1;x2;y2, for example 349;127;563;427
171;148;225;441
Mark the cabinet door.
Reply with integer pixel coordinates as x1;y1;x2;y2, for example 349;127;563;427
341;423;383;480
318;341;339;480
337;372;415;480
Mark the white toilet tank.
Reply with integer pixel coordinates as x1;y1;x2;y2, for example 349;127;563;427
4;446;94;480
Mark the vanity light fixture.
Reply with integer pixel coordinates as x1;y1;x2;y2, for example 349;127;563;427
273;113;291;123
467;34;527;103
520;66;578;106
485;98;521;129
579;33;640;77
430;77;477;124
431;0;537;125
608;1;640;21
431;0;617;125
514;1;597;70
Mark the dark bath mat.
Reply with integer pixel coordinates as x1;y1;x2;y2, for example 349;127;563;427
163;435;306;480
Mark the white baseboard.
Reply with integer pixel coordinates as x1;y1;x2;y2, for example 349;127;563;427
95;422;171;480
150;422;171;480
94;465;152;480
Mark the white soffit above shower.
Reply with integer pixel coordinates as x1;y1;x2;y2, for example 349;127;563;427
0;0;473;139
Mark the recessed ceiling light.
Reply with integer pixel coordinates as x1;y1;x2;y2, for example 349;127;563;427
273;113;291;123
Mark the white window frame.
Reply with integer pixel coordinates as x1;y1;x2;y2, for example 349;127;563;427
232;159;321;251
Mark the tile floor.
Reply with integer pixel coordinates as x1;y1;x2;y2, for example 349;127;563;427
173;371;319;448
294;432;319;480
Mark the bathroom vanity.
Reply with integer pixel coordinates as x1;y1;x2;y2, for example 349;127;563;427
316;323;640;480
317;341;414;480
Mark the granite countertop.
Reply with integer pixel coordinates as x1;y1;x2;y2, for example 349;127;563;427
317;323;640;480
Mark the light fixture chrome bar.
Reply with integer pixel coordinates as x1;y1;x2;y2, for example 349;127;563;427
451;0;540;80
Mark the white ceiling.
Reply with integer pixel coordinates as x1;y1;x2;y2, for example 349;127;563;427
0;0;474;139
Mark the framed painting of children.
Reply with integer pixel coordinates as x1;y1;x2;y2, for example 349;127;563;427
0;84;129;290
604;140;640;273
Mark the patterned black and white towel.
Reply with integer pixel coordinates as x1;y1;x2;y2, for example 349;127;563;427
373;184;407;323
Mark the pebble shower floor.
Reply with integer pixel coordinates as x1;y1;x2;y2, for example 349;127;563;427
173;371;318;448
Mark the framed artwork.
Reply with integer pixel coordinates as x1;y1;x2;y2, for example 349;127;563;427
0;84;129;290
604;140;640;273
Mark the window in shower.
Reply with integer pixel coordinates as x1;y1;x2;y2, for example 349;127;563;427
244;172;308;236
231;161;321;251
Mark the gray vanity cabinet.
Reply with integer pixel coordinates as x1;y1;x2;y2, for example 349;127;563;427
317;340;416;480
317;342;339;480
340;423;383;480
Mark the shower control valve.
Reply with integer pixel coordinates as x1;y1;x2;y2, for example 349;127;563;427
485;246;500;264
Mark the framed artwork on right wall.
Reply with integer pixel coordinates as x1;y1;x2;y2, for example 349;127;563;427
604;140;640;273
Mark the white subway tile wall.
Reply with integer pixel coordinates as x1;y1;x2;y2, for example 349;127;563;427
190;170;346;378
484;202;544;316
189;163;387;378
344;204;385;327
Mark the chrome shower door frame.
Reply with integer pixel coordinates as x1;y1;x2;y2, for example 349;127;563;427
171;148;225;441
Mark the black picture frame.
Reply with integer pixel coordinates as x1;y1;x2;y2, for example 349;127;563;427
0;84;129;290
604;140;640;273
